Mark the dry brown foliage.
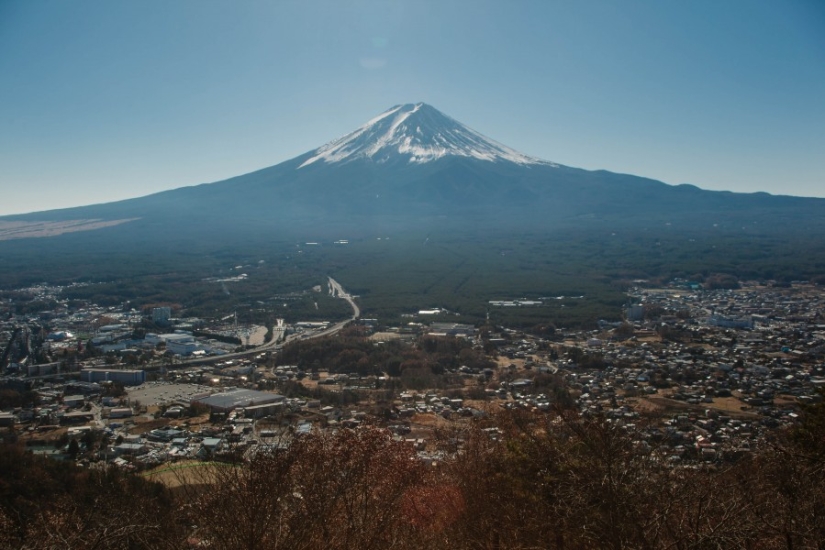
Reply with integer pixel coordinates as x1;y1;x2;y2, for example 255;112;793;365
3;405;825;549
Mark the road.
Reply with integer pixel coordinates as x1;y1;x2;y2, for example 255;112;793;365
182;276;359;365
328;276;360;319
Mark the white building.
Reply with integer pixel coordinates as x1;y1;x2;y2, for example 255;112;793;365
159;333;203;356
81;368;146;386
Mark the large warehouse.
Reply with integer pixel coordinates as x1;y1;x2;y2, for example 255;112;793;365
192;388;284;413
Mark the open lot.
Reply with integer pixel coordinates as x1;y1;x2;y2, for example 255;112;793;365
630;395;762;420
142;460;231;488
127;382;214;407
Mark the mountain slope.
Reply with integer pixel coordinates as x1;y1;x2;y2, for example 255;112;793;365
3;103;825;241
299;103;553;167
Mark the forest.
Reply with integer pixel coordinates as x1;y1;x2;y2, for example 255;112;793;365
1;395;824;549
3;225;824;329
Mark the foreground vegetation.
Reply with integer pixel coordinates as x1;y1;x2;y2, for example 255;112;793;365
2;396;824;549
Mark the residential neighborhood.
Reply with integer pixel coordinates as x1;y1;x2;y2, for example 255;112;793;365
1;279;824;472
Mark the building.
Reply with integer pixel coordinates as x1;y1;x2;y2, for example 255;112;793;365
60;411;94;425
708;315;754;330
63;395;85;408
81;368;146;386
108;407;133;419
0;412;15;427
429;322;476;337
152;307;171;325
65;381;103;394
626;305;645;322
113;442;147;456
26;362;61;377
160;333;202;356
200;438;223;455
193;388;284;413
147;427;186;442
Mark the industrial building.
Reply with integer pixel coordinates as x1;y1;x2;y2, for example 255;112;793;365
428;322;476;337
159;333;201;355
26;362;61;377
192;388;284;413
80;368;146;386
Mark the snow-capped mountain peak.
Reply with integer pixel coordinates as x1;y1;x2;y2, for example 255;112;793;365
298;103;554;169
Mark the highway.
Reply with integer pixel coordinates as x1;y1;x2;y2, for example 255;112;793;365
182;276;358;365
328;276;360;319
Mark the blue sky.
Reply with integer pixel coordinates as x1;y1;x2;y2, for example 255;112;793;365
1;0;823;215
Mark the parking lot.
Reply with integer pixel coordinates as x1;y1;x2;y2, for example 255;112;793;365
126;382;213;406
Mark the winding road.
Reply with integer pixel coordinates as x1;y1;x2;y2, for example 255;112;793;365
328;276;360;319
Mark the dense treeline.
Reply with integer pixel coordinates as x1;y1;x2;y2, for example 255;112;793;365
3;227;825;329
2;398;825;549
275;330;494;379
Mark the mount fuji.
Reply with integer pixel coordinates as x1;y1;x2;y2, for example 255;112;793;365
3;103;824;243
298;103;551;168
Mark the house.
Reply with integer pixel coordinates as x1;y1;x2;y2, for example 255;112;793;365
63;395;85;408
0;412;15;427
200;437;223;454
108;407;133;419
60;411;94;425
113;442;147;456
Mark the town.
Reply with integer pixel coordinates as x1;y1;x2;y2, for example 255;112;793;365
1;277;824;471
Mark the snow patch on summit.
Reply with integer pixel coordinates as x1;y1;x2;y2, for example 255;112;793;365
299;103;555;169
